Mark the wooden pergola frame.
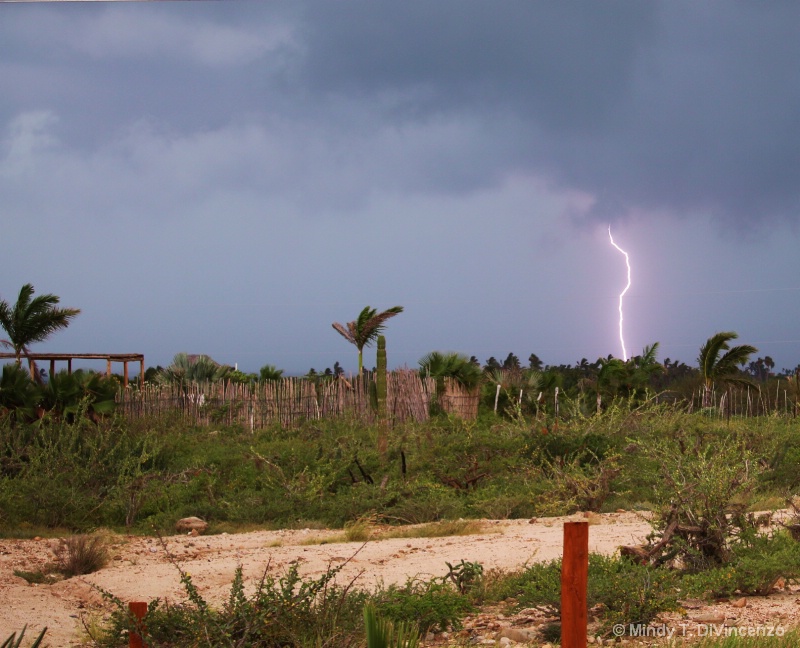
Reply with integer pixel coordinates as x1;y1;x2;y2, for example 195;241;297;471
0;353;145;387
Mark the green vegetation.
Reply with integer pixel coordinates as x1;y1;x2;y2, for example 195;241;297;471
666;629;800;647
0;283;80;381
3;288;800;646
698;331;758;408
3;401;800;534
1;402;799;644
332;305;403;375
1;626;47;648
364;604;420;648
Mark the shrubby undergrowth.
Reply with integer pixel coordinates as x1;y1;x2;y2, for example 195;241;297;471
1;402;800;534
3;401;800;644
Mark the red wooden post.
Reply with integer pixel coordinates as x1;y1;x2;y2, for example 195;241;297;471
561;521;589;648
128;601;147;648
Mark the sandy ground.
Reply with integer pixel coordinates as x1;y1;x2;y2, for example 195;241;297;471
1;512;798;646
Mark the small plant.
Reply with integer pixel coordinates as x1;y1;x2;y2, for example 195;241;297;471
1;626;47;648
495;553;679;631
539;621;562;644
442;560;484;594
13;568;59;585
344;514;378;542
682;530;800;598
93;547;372;647
375;576;472;634
364;604;420;648
54;534;109;577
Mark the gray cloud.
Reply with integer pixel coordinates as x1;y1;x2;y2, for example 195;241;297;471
295;1;800;227
2;1;800;373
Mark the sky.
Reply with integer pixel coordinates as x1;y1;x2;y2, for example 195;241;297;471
1;1;800;377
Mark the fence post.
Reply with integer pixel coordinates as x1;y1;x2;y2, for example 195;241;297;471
561;521;588;648
129;601;147;648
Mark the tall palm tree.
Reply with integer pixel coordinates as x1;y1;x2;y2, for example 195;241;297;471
332;305;403;375
0;283;81;381
698;331;757;408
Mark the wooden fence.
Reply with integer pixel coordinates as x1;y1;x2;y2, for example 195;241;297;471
686;382;800;418
115;370;480;429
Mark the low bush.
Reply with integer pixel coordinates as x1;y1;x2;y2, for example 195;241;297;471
364;604;420;648
95;560;370;647
483;553;679;632
373;577;472;634
683;530;800;598
53;534;109;577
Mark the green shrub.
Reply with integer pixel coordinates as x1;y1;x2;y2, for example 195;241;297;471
683;530;800;598
587;554;679;629
95;560;370;647
491;554;679;631
636;424;762;568
364;604;420;648
374;577;472;634
0;413;163;529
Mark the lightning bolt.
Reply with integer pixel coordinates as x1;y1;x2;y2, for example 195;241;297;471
608;226;631;361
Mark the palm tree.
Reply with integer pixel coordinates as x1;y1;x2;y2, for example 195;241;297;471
419;351;483;390
0;284;80;381
332;305;403;375
626;342;664;395
157;353;232;384
259;364;284;381
698;331;757;408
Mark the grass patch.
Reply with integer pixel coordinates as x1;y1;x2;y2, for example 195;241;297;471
53;534;109;577
13;569;60;585
668;628;800;646
382;519;495;539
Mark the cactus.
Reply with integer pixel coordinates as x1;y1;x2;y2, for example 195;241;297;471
376;335;387;420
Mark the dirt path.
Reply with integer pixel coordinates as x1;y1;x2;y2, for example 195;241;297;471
1;512;797;646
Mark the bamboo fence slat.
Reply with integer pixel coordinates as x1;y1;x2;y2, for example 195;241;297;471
114;370;477;429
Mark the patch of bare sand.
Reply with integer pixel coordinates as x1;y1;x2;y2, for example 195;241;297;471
0;512;796;646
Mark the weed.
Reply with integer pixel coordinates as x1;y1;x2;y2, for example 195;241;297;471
12;569;59;585
374;576;472;634
484;553;679;631
364;604;420;648
53;534;109;577
0;627;47;648
667;628;800;647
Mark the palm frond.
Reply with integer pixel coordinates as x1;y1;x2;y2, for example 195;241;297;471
698;331;737;378
716;344;759;377
331;321;356;345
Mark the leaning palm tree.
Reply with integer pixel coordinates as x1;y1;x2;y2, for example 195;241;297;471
0;284;80;382
698;331;757;408
332;305;403;375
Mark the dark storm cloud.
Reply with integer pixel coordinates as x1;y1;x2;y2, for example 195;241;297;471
296;1;800;228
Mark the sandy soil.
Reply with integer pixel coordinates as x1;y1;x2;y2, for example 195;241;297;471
1;512;798;646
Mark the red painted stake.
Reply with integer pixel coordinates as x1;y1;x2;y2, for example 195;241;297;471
128;601;147;648
561;521;589;648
